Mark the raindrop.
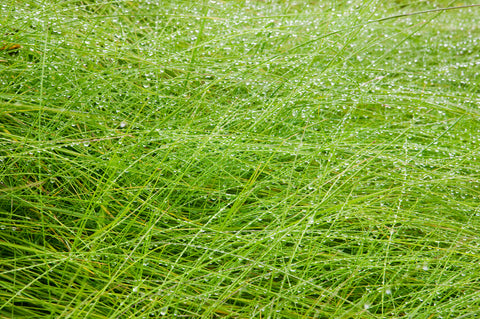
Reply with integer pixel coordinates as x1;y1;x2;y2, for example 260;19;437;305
160;306;168;315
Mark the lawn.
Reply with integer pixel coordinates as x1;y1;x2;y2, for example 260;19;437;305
1;1;480;318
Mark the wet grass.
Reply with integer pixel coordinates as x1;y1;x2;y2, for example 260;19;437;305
1;1;480;318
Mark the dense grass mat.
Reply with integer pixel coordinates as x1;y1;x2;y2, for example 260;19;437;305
1;1;479;318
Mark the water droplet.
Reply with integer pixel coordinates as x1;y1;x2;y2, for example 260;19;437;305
160;306;168;315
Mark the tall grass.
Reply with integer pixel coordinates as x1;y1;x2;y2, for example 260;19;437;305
1;1;480;318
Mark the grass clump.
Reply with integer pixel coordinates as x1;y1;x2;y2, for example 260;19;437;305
1;1;480;318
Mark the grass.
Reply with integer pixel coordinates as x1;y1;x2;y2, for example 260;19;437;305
1;0;480;318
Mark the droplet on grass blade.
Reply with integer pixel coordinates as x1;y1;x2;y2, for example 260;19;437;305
160;306;168;315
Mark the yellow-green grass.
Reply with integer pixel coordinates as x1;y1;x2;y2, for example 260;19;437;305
1;1;479;318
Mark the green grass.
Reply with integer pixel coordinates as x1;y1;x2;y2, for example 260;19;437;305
1;0;480;318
